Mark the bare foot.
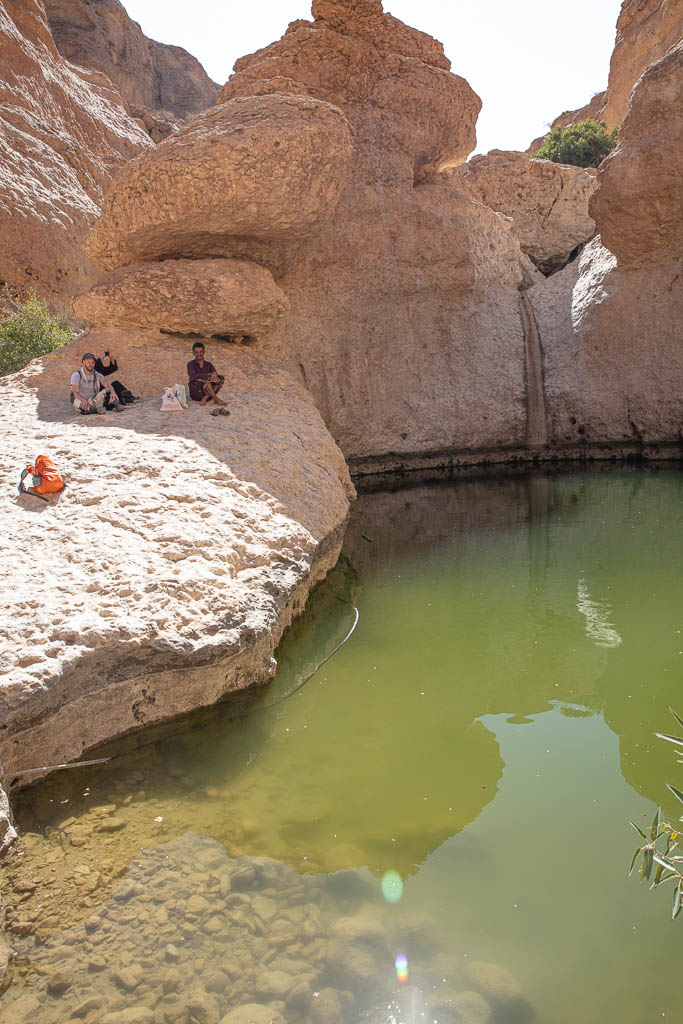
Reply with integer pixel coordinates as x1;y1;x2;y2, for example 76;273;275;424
214;397;227;407
200;395;210;406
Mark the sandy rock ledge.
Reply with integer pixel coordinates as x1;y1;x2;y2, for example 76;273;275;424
0;335;353;826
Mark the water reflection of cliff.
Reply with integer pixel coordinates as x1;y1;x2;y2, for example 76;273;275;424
343;467;683;819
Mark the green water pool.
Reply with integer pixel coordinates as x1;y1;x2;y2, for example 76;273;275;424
5;466;683;1023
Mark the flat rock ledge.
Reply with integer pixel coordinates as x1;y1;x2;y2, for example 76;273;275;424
0;334;354;851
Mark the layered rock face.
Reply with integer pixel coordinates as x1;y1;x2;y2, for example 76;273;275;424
0;0;152;300
0;333;353;789
455;151;597;274
43;0;219;119
529;42;683;446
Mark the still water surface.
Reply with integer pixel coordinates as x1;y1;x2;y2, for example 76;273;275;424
4;467;683;1023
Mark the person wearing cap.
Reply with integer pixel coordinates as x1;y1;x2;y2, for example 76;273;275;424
70;353;125;415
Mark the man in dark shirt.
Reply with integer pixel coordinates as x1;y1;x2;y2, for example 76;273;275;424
186;342;226;407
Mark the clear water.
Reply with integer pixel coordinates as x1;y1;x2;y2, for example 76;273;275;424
4;467;683;1024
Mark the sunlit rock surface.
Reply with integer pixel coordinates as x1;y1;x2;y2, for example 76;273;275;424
0;334;353;785
590;40;683;268
529;37;683;447
213;0;534;463
43;0;219;119
455;150;597;274
0;0;152;300
84;94;355;271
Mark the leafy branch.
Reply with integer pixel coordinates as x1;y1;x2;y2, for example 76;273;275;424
629;709;683;920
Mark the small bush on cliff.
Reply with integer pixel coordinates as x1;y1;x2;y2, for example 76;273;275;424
0;287;73;376
534;119;618;168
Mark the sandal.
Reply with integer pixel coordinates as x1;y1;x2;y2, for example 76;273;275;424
210;407;230;417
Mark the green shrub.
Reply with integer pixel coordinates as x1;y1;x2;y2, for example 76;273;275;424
629;709;683;921
0;287;73;376
534;119;619;168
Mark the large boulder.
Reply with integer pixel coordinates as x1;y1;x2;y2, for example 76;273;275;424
73;258;289;336
216;0;538;466
85;93;354;271
0;0;152;300
455;150;597;274
43;0;220;120
0;332;353;790
590;41;683;267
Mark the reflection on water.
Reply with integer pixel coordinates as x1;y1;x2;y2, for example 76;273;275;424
2;467;683;1023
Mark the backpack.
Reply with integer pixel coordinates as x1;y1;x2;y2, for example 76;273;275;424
18;455;64;500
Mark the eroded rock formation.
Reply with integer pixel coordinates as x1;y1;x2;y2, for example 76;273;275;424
43;0;219;120
455;150;597;274
0;0;152;300
73;259;290;336
85;93;355;272
529;42;683;446
211;0;534;465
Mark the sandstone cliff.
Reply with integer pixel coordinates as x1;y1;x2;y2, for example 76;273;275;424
0;0;152;300
43;0;220;119
528;42;683;447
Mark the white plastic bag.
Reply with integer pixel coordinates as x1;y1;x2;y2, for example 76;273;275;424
160;388;183;412
172;382;187;408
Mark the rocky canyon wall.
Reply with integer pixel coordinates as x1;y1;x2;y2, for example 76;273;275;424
0;0;153;300
0;0;220;303
528;41;683;447
43;0;220;120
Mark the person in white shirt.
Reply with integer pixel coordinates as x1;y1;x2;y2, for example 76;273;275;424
70;352;124;414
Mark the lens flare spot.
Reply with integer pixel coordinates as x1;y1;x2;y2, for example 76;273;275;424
381;869;404;903
395;952;408;983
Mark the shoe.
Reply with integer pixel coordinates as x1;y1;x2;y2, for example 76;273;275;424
112;401;125;411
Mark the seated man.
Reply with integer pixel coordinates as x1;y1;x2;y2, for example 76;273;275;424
70;352;124;414
186;342;226;407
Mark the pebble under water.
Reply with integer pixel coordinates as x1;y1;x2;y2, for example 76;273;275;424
2;466;682;1024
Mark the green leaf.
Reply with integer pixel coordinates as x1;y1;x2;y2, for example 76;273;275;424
669;708;683;730
651;808;660;842
672;883;682;921
653;870;678;887
628;847;643;876
642;847;654;881
629;820;647;840
666;784;683;805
